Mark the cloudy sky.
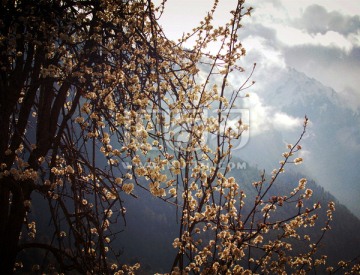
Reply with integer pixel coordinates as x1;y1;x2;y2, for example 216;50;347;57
156;0;360;110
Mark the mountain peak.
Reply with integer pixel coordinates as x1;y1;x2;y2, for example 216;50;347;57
261;67;340;113
240;66;360;217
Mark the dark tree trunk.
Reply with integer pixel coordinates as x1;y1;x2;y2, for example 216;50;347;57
0;179;29;274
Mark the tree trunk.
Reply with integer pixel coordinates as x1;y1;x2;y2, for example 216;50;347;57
0;180;28;274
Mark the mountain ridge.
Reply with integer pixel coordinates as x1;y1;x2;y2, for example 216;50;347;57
236;66;360;217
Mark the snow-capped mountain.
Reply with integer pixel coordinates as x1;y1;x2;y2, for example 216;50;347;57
263;68;341;115
236;67;360;217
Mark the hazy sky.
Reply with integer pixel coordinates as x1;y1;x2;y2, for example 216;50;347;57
155;0;360;110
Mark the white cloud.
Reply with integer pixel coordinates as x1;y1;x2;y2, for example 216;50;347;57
242;93;271;135
273;112;303;131
246;1;358;50
252;0;360;22
241;92;302;136
242;36;286;69
275;26;353;51
296;4;360;36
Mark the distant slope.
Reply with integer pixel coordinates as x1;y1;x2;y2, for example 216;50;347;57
227;158;360;267
117;158;360;272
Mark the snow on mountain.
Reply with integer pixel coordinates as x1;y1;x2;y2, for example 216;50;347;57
235;67;360;217
263;68;341;114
